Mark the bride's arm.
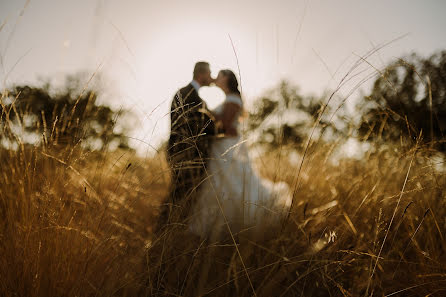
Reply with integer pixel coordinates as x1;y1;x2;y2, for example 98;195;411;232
221;102;241;136
210;110;221;121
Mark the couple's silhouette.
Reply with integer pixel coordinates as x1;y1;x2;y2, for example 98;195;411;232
157;61;292;240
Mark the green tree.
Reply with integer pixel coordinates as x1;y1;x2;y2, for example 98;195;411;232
358;51;446;152
1;74;131;150
247;80;342;150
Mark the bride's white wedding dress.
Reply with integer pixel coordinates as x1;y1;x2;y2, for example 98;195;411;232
189;94;292;239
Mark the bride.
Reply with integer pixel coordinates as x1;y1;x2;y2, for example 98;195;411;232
189;69;292;239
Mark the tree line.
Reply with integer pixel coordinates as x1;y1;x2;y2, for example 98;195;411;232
247;50;446;153
1;50;445;154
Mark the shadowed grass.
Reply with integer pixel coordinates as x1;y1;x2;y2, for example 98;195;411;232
1;132;444;296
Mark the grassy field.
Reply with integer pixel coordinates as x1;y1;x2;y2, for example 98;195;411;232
0;127;445;296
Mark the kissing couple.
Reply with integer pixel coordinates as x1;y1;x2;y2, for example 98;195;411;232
157;61;292;240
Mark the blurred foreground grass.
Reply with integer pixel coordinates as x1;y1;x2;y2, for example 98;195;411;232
1;136;445;296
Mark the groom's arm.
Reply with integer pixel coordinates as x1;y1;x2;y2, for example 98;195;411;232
171;88;202;132
197;107;217;137
172;99;216;142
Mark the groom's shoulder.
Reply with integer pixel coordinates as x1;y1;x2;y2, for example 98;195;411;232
178;83;192;93
175;84;199;100
179;83;196;94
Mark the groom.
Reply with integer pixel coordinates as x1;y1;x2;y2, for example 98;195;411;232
157;61;217;232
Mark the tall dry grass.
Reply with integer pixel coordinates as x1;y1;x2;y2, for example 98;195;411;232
1;96;445;296
0;141;169;296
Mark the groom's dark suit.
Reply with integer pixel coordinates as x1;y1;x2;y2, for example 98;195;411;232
157;83;216;230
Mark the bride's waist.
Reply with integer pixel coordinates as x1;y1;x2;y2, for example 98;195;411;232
215;133;240;138
214;135;241;142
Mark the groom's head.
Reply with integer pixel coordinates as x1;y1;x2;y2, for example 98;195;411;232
193;61;213;87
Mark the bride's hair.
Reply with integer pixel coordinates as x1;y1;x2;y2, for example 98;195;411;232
220;69;247;118
221;69;241;96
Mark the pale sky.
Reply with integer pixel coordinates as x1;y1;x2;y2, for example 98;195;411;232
1;0;445;154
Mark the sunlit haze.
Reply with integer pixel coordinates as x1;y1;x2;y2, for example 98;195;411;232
1;0;445;154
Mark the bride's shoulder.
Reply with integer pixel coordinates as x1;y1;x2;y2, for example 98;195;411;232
225;94;243;107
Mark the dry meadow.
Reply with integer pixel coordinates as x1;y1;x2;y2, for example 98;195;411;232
1;122;445;296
